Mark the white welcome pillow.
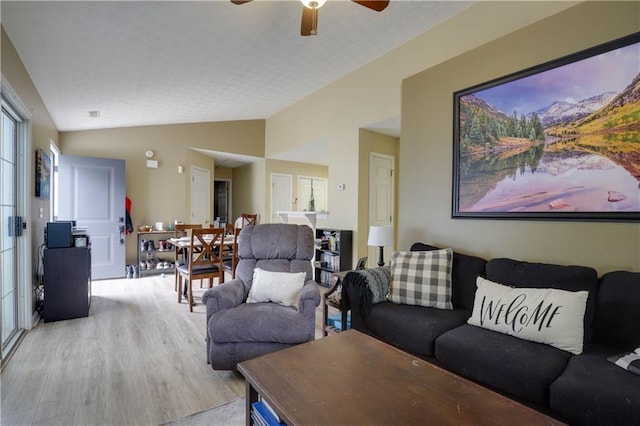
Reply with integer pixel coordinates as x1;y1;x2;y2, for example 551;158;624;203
468;277;588;355
247;268;306;307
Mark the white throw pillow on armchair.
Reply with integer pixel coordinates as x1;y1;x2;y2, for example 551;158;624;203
247;268;306;307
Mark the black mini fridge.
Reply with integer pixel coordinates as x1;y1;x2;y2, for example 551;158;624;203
44;246;91;322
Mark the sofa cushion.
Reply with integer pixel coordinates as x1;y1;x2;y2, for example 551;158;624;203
388;249;453;309
486;258;598;342
550;344;640;425
410;243;487;311
468;277;588;354
593;270;640;350
435;324;571;405
209;303;309;344
367;301;469;357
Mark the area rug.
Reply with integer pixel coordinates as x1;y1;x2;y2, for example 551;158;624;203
163;397;245;425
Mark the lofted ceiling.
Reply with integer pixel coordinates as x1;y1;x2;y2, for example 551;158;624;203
2;0;474;166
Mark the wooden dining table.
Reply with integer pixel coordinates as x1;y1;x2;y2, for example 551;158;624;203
166;235;235;249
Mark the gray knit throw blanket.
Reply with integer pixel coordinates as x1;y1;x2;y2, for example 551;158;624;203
344;266;390;316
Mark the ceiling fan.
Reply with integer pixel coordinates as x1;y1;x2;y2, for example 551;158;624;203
231;0;390;36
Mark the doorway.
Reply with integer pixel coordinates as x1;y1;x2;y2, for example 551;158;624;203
368;153;395;263
271;173;292;223
58;155;126;279
214;179;231;225
1;92;31;366
190;166;211;225
1;104;21;356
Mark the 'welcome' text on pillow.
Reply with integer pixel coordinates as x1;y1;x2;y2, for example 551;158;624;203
468;277;588;354
477;292;563;333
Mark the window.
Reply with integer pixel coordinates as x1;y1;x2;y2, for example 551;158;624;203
298;177;327;212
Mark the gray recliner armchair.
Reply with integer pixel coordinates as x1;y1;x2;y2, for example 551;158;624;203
202;223;321;370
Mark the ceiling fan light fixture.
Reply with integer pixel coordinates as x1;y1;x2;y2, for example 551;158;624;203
300;0;327;9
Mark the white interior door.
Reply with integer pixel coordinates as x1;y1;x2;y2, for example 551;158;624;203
58;155;126;279
190;166;211;225
369;153;394;263
271;173;292;222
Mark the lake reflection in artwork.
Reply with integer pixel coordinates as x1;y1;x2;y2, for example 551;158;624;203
460;140;640;213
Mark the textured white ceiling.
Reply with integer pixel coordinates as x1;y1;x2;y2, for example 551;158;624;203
2;0;473;164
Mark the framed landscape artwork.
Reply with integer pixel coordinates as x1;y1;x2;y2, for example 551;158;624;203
452;32;640;221
35;148;51;200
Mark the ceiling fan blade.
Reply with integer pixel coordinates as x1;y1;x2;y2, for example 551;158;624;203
230;0;252;4
301;6;318;36
352;0;389;12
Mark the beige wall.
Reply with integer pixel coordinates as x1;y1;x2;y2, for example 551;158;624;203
231;160;266;225
215;166;233;180
357;129;399;263
265;1;578;256
59;120;264;263
2;26;59;315
401;1;640;275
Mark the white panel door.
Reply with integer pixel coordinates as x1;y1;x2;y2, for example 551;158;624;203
190;166;211;225
271;173;292;223
59;155;126;279
368;153;394;263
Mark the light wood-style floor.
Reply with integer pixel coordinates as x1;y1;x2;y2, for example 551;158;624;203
1;275;328;426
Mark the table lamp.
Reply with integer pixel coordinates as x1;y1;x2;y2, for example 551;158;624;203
367;225;394;267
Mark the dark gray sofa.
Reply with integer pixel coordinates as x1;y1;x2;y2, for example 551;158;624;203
343;243;640;425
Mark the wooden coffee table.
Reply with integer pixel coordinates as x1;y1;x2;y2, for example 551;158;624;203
237;330;566;425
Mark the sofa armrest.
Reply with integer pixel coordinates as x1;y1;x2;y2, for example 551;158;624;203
343;267;390;329
297;280;321;340
203;279;246;320
202;279;246;364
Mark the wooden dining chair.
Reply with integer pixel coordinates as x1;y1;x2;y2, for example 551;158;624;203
222;226;241;280
176;228;225;312
173;224;202;292
241;213;258;226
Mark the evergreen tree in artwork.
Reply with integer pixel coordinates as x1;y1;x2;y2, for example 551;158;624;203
460;97;548;150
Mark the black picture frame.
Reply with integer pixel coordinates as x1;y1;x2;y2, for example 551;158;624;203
452;32;640;222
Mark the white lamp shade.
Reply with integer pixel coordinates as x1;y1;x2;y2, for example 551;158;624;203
367;225;393;247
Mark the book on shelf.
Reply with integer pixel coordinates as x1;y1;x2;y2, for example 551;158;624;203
321;230;341;251
319;270;332;286
321;252;339;271
327;312;351;330
251;400;285;426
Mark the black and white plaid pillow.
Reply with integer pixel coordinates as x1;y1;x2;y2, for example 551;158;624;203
387;249;453;310
608;347;640;376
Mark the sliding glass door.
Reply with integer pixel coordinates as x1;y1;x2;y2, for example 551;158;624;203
1;104;20;353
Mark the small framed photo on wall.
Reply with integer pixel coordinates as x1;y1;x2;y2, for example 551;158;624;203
35;148;51;200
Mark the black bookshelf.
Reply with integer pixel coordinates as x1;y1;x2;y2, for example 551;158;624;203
314;228;352;287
